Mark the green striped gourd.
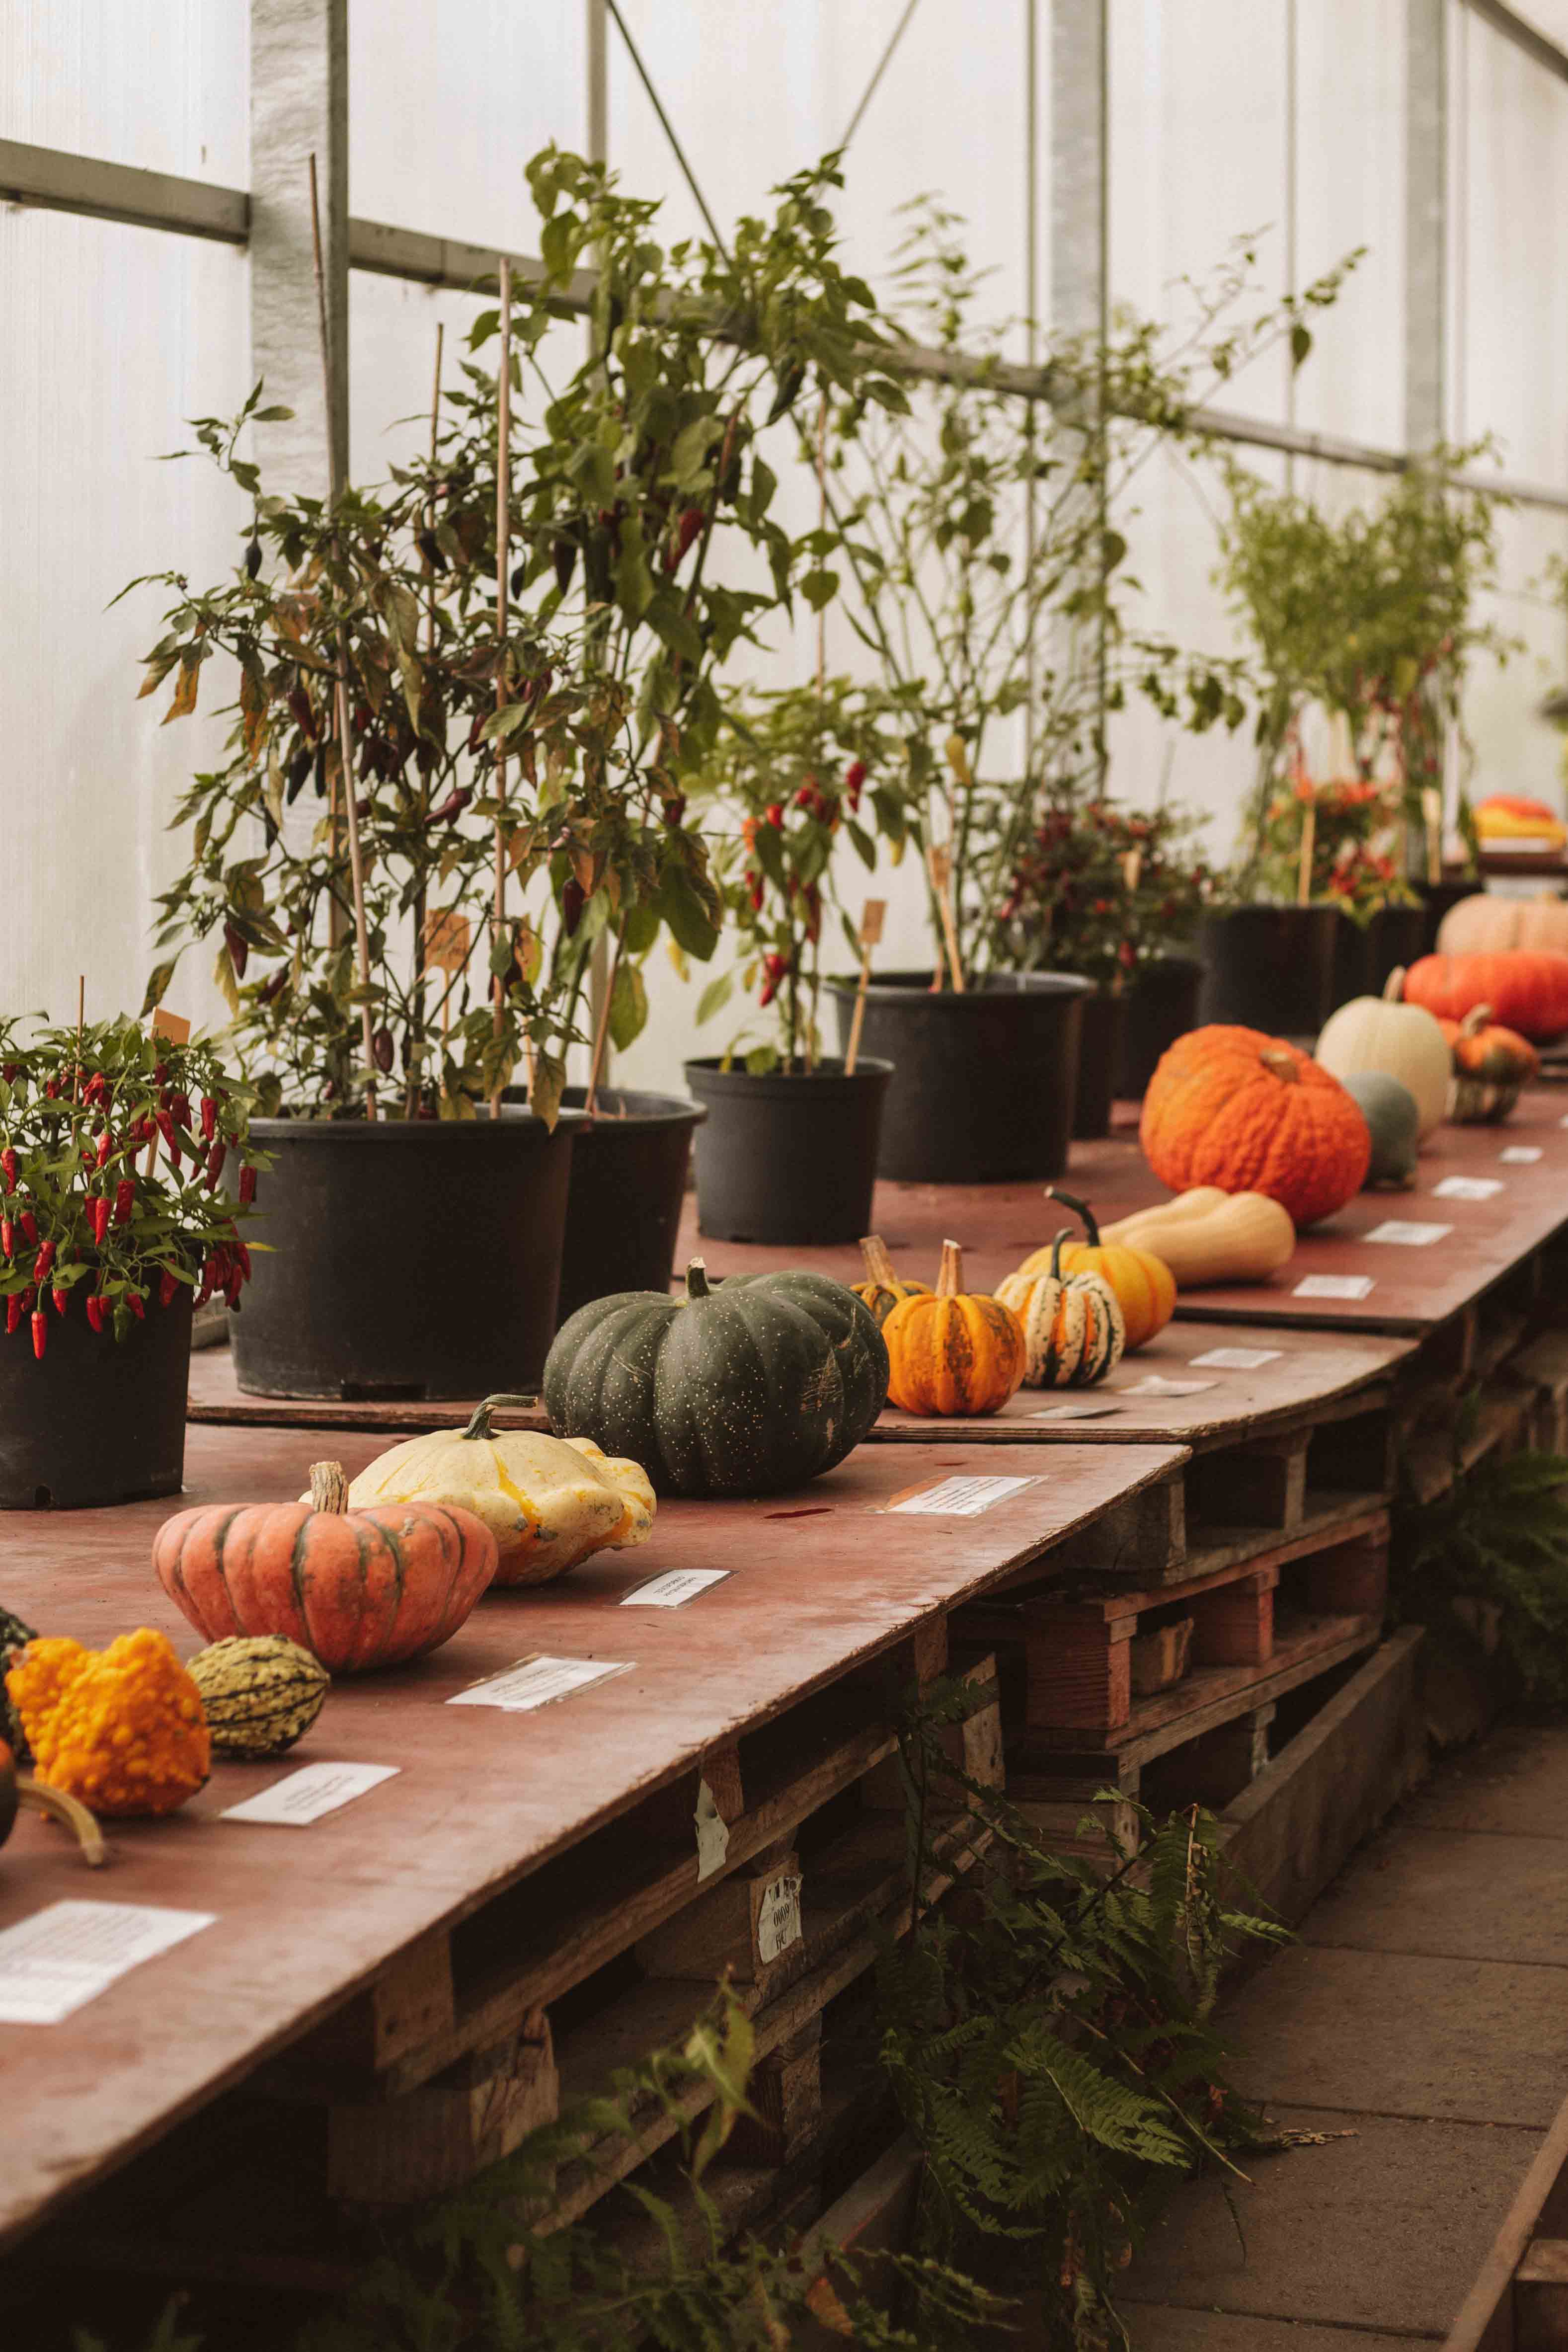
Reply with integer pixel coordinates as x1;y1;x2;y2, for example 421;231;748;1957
994;1228;1126;1389
187;1635;329;1758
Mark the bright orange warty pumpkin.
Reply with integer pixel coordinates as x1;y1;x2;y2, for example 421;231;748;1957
881;1240;1025;1417
1403;951;1568;1043
154;1461;499;1672
1140;1026;1371;1229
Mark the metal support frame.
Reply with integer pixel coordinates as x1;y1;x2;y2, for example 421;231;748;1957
249;0;348;496
1050;0;1107;345
1406;0;1447;453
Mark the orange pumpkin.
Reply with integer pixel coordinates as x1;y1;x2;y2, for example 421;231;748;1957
1140;1025;1371;1229
1403;951;1568;1042
1012;1187;1175;1352
881;1240;1025;1418
1437;1003;1539;1122
1437;894;1568;958
853;1235;931;1330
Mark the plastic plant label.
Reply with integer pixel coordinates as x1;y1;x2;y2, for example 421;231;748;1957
1122;1375;1217;1397
622;1568;730;1609
1500;1146;1543;1164
449;1655;631;1713
757;1873;803;1964
1029;1401;1121;1421
1363;1220;1453;1248
1293;1274;1374;1300
0;1900;214;2025
887;1474;1038;1517
1189;1347;1283;1370
220;1762;399;1827
694;1777;731;1883
1433;1176;1504;1201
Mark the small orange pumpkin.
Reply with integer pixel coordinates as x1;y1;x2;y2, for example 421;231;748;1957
881;1240;1025;1418
1140;1025;1371;1229
1437;1003;1539;1122
853;1235;932;1330
1017;1187;1175;1352
1404;951;1568;1043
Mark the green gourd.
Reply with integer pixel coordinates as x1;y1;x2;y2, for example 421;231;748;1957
544;1259;889;1497
187;1635;330;1759
1340;1070;1420;1190
0;1607;37;1761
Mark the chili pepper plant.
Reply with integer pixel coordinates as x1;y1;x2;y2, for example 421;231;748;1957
1247;766;1416;921
991;794;1214;984
0;1018;261;1353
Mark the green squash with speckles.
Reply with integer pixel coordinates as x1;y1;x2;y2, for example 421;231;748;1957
543;1258;889;1497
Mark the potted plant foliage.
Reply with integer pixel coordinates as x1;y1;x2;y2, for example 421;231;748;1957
823;203;1350;1180
0;1017;259;1505
687;679;901;1242
990;795;1215;1129
1218;452;1510;993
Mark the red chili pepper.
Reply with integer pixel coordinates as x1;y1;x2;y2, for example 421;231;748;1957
765;803;784;828
33;1240;55;1281
154;1062;168;1087
52;1286;68;1316
238;1165;257;1206
31;1310;45;1359
200;1096;217;1141
0;1148;16;1189
91;1197;110;1248
225;1272;243;1310
96;1131;113;1169
19;1211;36;1247
126;1291;145;1322
85;1293;106;1334
156;1110;181;1169
5;1293;21;1336
234;1241;252;1282
159;1268;179;1308
43;1079;58;1100
845;760;867;794
114;1179;135;1226
1;1221;12;1259
205;1141;227;1190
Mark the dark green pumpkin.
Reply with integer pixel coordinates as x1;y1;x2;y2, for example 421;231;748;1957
0;1607;37;1762
0;1739;15;1852
544;1258;889;1497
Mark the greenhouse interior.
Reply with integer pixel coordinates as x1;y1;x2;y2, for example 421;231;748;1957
10;3;1568;2348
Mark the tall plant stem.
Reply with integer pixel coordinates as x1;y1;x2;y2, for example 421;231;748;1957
584;910;627;1114
407;318;444;1118
309;152;378;1119
489;257;512;1118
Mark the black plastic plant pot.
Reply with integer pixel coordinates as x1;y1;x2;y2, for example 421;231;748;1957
1367;902;1428;995
1196;906;1339;1040
1416;877;1476;956
1118;954;1204;1097
553;1085;706;1323
0;1288;192;1509
1072;988;1130;1141
1330;910;1374;1010
231;1114;576;1400
825;971;1090;1184
683;1058;891;1246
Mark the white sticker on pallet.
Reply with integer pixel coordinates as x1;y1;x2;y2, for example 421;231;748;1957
1433;1176;1504;1201
757;1874;803;1964
0;1900;214;2025
694;1777;731;1883
221;1762;399;1827
1363;1220;1452;1247
1293;1274;1374;1300
1121;1375;1217;1397
622;1568;730;1609
448;1655;631;1713
1029;1401;1121;1421
1189;1347;1283;1370
887;1474;1038;1517
1500;1145;1543;1163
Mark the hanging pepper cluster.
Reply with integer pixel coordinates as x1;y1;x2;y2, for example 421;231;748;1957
0;1018;263;1357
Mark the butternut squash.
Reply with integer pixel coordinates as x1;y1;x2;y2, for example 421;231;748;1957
1098;1189;1295;1288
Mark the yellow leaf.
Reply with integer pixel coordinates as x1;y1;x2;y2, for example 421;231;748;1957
667;939;689;982
163;657;201;724
804;2278;856;2336
943;731;972;788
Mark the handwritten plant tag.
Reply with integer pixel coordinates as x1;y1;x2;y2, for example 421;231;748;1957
1029;1401;1121;1422
1122;1374;1217;1398
149;1007;191;1045
1433;1176;1504;1201
1500;1146;1543;1164
694;1777;731;1883
622;1568;729;1609
887;1474;1037;1517
0;1900;214;2025
221;1762;398;1827
757;1874;803;1963
1363;1220;1452;1248
449;1655;631;1713
859;899;886;948
1294;1273;1374;1300
1190;1346;1283;1370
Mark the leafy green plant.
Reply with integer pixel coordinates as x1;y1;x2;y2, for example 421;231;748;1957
1249;771;1415;920
991;796;1214;985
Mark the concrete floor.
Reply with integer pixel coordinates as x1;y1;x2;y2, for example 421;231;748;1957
1126;1723;1568;2346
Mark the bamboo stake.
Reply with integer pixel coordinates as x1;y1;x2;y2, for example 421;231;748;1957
1422;786;1443;884
927;842;965;993
308;153;379;1120
843;900;885;1076
584;913;627;1114
1295;793;1316;907
489;257;513;1119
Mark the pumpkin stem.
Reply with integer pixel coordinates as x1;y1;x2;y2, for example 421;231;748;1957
1460;1003;1494;1038
1045;1185;1100;1247
459;1393;540;1441
18;1778;106;1867
1259;1046;1299;1084
685;1258;712;1301
1050;1226;1075;1279
309;1461;350;1514
859;1235;899;1286
936;1239;965;1298
1383;966;1407;1002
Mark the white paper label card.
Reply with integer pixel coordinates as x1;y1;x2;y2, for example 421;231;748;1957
1363;1220;1452;1248
887;1474;1037;1518
622;1568;730;1609
449;1655;632;1713
1433;1176;1504;1201
1294;1274;1374;1300
694;1777;731;1883
1122;1374;1217;1397
1501;1146;1543;1163
221;1762;399;1827
1029;1401;1122;1421
0;1900;214;2025
757;1873;803;1964
1189;1347;1283;1370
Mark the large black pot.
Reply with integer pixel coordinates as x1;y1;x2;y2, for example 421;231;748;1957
1072;989;1130;1140
1331;904;1429;1010
1196;906;1339;1040
0;1288;192;1509
1118;955;1204;1097
1416;876;1476;956
554;1086;705;1322
232;1114;576;1400
826;972;1090;1184
684;1058;891;1245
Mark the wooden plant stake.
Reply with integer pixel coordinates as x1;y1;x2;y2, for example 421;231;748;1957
489;256;513;1119
308;153;379;1120
1295;792;1316;908
927;843;965;994
843;900;886;1076
1422;786;1443;885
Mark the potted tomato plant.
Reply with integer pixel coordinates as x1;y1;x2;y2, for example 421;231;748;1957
0;1018;260;1506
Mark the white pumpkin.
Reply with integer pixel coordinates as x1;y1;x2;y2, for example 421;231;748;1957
331;1396;656;1587
1315;967;1450;1141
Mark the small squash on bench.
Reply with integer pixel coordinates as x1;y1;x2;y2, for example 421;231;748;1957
1097;1189;1296;1289
1439;1004;1538;1123
852;1235;931;1329
882;1241;1025;1416
995;1230;1126;1390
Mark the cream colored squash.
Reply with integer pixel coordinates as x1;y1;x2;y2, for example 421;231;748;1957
1438;893;1568;958
1098;1190;1295;1287
1314;968;1450;1141
333;1396;655;1587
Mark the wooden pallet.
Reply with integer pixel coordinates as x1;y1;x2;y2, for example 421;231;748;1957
1443;2081;1568;2350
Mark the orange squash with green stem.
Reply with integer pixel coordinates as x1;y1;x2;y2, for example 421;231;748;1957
1019;1187;1175;1351
881;1240;1025;1417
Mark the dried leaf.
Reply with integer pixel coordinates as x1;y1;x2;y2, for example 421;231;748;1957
804;2278;856;2336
